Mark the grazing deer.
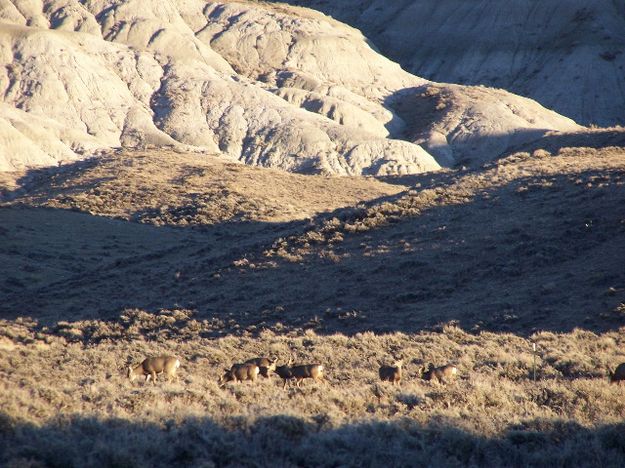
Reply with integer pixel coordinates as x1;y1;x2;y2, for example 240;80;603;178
419;363;458;384
128;356;180;384
607;362;625;384
275;356;324;389
379;359;403;386
244;357;278;378
219;363;260;387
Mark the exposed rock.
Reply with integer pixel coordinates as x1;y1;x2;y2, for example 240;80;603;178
0;0;583;174
280;0;625;127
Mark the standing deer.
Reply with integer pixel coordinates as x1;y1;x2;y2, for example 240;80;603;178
128;356;180;384
419;363;458;384
275;356;324;389
607;362;625;384
244;357;278;378
219;363;260;387
379;359;403;386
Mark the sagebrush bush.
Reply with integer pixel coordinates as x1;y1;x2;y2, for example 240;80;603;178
2;318;625;466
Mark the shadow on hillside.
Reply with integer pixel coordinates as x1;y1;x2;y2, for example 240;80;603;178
2;412;625;467
0;155;110;203
383;85;576;168
501;128;625;158
2;158;625;337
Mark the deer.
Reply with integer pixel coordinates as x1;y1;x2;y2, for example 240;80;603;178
128;356;180;384
275;356;324;389
244;357;278;378
218;363;260;387
419;363;458;384
607;362;625;384
379;359;403;386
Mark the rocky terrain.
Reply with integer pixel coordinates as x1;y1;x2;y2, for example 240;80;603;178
283;0;625;127
0;0;580;173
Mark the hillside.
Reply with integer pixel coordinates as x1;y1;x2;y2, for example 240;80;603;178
2;1;625;466
0;0;579;173
3;139;625;333
2;142;625;466
281;0;625;127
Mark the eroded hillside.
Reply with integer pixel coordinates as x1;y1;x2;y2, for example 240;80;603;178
0;0;579;173
281;0;625;127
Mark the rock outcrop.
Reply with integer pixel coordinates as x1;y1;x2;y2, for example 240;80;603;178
0;0;581;174
281;0;625;127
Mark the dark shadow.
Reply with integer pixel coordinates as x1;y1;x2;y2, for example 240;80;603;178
500;128;625;160
2;158;625;337
0;155;113;203
2;412;625;467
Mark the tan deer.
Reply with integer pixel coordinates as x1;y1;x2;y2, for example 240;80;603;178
244;357;278;378
419;363;458;384
607;362;625;384
128;356;180;384
275;356;324;389
219;363;260;387
379;359;403;386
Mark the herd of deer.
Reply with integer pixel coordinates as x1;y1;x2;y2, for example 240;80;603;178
127;355;625;388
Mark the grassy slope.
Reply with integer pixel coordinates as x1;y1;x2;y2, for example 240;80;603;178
3;147;625;334
2;145;625;466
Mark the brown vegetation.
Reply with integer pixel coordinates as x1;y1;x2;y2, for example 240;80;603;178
2;143;625;465
2;317;625;466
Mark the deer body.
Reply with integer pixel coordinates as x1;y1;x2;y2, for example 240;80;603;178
420;364;457;384
244;357;278;378
219;363;260;386
275;359;324;389
608;362;625;384
128;356;180;384
379;360;403;386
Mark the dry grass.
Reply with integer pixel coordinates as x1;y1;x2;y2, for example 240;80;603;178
2;143;625;465
3;147;625;334
2;315;625;467
3;150;400;226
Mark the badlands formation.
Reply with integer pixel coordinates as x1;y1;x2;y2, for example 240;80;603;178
284;0;625;127
0;0;581;174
